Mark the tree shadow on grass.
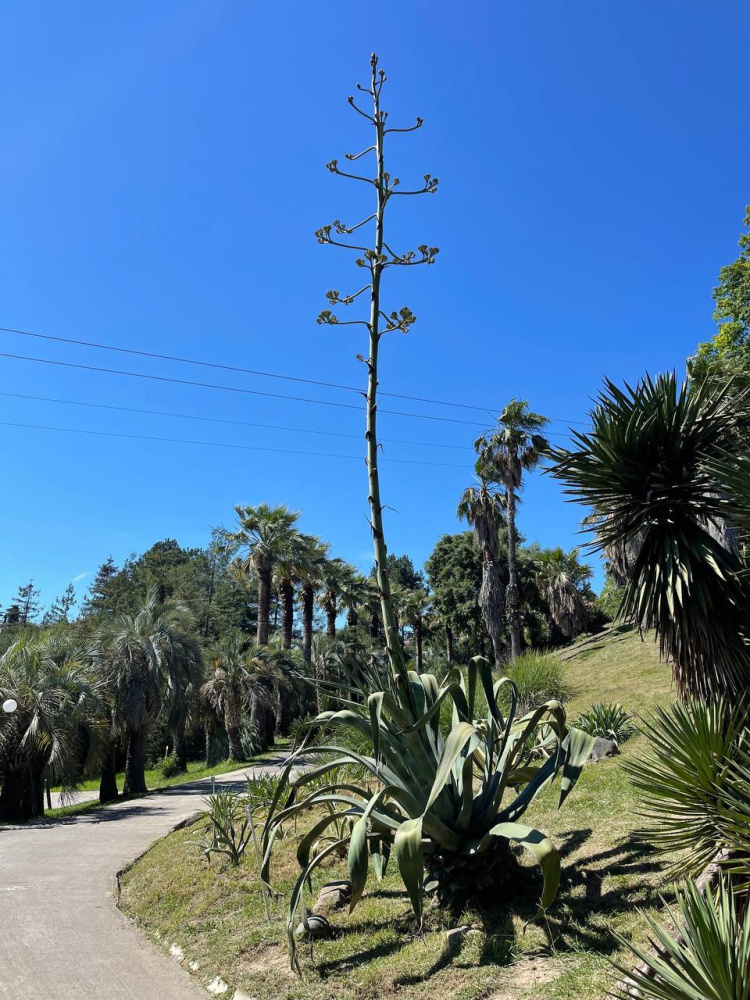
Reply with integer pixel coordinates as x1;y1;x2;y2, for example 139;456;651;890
317;826;668;981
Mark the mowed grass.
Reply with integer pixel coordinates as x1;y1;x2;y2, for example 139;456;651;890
119;630;678;1000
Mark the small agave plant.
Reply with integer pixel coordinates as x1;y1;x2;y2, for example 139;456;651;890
261;651;594;971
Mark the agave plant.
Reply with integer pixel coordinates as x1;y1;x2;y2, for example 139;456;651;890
261;651;593;971
575;702;635;744
189;786;253;866
612;877;750;1000
624;699;750;881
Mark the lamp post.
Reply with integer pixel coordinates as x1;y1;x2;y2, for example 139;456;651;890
2;698;17;714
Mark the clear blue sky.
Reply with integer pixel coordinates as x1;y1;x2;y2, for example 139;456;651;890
1;1;748;614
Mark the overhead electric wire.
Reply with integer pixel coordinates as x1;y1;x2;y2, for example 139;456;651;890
0;324;588;425
0;420;477;469
0;390;574;441
0;351;499;427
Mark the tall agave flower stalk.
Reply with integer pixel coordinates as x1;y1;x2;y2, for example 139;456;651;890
316;52;439;684
262;56;595;975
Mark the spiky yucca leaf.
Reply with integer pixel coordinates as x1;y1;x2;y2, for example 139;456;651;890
551;372;750;702
611;878;750;1000
624;699;750;880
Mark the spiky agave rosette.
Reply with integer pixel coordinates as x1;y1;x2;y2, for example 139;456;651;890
260;652;594;971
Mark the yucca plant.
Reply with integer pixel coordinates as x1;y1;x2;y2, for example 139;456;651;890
624;699;750;881
611;877;750;1000
261;651;593;971
575;702;635;743
550;372;750;702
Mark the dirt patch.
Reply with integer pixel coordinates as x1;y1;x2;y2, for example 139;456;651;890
487;957;563;1000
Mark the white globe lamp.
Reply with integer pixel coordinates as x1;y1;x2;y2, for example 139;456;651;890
2;698;17;714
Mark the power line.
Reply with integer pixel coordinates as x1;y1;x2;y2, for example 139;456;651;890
0;390;574;441
0;324;588;425
0;351;495;427
0;419;473;469
0;392;473;449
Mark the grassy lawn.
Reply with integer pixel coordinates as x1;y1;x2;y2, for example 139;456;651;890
45;744;291;821
119;631;677;1000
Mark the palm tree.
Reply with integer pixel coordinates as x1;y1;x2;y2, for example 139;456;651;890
0;630;106;822
341;572;369;629
535;547;592;639
399;588;433;671
475;399;550;660
229;504;301;645
296;535;330;664
319;558;353;638
457;482;507;668
551;372;750;701
97;587;202;796
272;530;309;650
201;634;252;762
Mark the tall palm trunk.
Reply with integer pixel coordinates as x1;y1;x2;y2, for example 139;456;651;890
280;579;294;649
173;719;188;773
480;556;505;668
0;759;45;822
257;565;272;645
123;725;149;796
99;740;119;803
203;719;213;765
302;584;314;664
225;696;243;762
415;618;423;672
347;605;358;628
275;682;290;737
369;612;380;638
325;594;336;638
250;689;275;749
505;484;522;661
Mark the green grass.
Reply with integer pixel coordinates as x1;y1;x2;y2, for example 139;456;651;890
119;631;678;1000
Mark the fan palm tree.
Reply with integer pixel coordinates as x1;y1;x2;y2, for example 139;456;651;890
201;634;253;762
475;400;550;661
457;481;507;668
273;530;309;650
295;535;330;664
0;630;107;822
399;588;433;671
535;547;592;639
319;558;358;637
551;372;750;701
341;572;369;629
229;504;301;645
96;587;202;796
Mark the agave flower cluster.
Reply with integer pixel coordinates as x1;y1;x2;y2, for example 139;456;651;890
260;651;593;970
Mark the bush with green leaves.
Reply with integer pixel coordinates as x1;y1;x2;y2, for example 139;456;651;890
624;699;750;880
189;787;253;866
575;702;635;743
261;651;593;971
155;751;182;779
501;651;569;713
612;877;750;1000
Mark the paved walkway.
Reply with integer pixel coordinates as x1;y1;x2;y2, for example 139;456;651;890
0;759;292;999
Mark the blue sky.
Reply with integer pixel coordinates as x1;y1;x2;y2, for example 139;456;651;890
1;1;748;614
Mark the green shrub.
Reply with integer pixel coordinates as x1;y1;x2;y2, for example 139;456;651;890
612;877;750;1000
575;702;635;743
188;787;252;866
155;752;182;779
261;652;593;971
502;651;570;712
624;699;750;879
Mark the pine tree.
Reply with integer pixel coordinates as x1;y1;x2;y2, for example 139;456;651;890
14;580;41;625
43;583;77;625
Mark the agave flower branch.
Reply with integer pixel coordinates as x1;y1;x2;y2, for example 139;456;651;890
315;52;439;681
